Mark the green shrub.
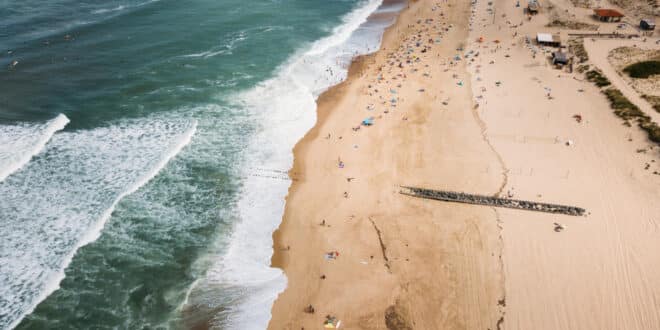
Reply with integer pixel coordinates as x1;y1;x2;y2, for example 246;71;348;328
639;120;660;143
586;70;611;87
603;88;660;144
603;89;645;119
623;61;660;79
568;38;589;63
576;64;590;73
641;94;660;113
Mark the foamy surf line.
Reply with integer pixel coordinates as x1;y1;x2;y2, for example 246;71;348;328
0;114;69;182
79;120;198;249
3;120;197;330
91;0;160;14
199;1;408;329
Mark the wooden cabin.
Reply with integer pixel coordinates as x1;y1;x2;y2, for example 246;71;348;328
537;33;561;47
593;9;624;22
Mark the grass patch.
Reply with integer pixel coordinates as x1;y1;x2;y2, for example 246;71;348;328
586;69;611;87
568;38;588;63
546;19;598;30
576;64;590;73
623;61;660;78
639;120;660;143
603;88;660;144
603;89;645;120
642;95;660;113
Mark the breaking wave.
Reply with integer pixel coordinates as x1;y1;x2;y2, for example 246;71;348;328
0;117;197;330
0;113;69;182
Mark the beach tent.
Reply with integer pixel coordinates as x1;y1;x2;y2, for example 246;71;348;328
640;18;656;30
362;117;374;126
527;0;540;14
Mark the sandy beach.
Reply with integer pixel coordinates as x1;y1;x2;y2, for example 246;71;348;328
269;0;660;328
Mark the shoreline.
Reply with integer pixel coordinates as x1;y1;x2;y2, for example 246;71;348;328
270;0;408;281
268;0;660;327
270;35;385;271
268;0;506;328
269;0;408;296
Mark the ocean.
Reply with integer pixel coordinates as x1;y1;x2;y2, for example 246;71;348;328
0;0;402;328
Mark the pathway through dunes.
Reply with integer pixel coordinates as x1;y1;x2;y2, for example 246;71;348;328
583;38;660;124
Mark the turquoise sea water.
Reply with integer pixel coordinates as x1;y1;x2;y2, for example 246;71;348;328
0;0;400;328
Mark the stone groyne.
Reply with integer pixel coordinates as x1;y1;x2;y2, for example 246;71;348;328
400;186;586;216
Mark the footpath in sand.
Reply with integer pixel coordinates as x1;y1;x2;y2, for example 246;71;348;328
269;0;506;329
584;38;660;124
467;0;660;329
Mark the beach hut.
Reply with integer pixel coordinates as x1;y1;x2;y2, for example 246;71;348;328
593;9;624;22
552;51;569;65
527;0;540;14
536;33;561;47
640;18;656;30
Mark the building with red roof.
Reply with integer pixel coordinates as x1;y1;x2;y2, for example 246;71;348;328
593;9;625;22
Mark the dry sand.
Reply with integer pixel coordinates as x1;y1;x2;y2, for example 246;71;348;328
468;0;660;328
268;0;660;329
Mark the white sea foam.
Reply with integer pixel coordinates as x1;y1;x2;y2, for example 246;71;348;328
92;0;159;15
92;5;125;14
193;0;403;328
0;117;196;330
182;49;231;59
0;113;69;182
305;0;384;57
181;30;249;59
